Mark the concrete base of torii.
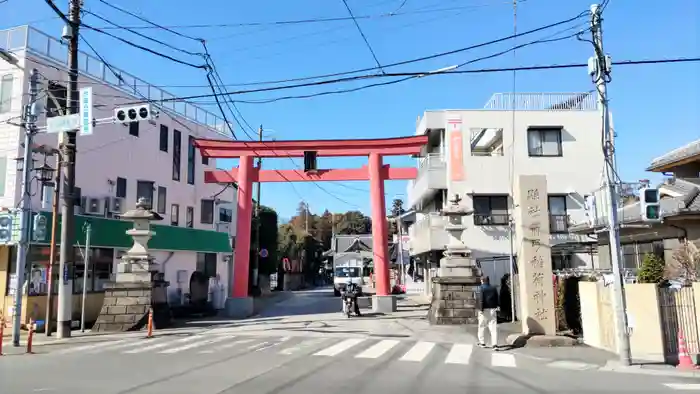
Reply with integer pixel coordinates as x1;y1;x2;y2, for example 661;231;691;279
222;296;255;318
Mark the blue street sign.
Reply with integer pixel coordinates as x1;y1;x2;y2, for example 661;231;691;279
259;248;268;258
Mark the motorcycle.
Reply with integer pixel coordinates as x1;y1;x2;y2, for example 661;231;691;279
342;294;354;318
341;284;360;318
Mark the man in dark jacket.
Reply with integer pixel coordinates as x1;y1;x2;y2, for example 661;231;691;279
477;276;499;348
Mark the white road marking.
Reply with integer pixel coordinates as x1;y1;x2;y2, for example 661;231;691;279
52;339;129;355
663;383;700;390
199;338;263;354
491;352;517;368
247;341;270;350
355;340;400;359
444;344;473;365
84;339;154;353
123;335;203;354
314;338;365;357
159;335;232;354
280;338;327;355
399;341;436;362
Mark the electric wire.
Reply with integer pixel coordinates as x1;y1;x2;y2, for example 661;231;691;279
341;0;385;72
96;0;202;42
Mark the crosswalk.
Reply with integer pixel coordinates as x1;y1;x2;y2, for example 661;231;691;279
42;334;523;368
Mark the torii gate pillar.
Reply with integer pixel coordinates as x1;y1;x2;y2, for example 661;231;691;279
368;153;396;313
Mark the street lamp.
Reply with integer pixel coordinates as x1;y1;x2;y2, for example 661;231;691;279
35;164;55;184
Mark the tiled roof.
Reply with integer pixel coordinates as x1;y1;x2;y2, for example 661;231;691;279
570;178;700;231
647;139;700;171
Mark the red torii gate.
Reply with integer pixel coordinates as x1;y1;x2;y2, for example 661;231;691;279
194;135;428;316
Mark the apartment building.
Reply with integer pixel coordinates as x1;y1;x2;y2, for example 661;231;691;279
407;92;605;285
0;26;236;323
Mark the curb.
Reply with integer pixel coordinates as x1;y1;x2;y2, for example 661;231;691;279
598;360;700;378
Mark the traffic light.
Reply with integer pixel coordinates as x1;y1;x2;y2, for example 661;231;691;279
114;104;157;124
32;213;48;242
640;187;661;222
0;212;13;243
304;151;317;172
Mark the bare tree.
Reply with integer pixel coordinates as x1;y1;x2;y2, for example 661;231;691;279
665;241;700;282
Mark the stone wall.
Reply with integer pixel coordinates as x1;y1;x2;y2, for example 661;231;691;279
427;277;480;325
92;282;152;332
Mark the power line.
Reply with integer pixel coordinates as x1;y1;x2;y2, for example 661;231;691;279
120;57;700;105
96;0;202;41
341;0;385;72
89;3;518;30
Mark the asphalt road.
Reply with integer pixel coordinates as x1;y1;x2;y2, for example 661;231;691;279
1;288;698;393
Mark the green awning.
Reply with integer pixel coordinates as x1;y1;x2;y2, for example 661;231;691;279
31;212;232;253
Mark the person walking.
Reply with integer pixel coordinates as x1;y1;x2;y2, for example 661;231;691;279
477;276;500;349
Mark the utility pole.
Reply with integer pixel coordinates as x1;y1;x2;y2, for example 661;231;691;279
252;125;263;287
45;161;61;336
57;0;82;339
590;3;631;366
80;222;91;333
11;68;40;346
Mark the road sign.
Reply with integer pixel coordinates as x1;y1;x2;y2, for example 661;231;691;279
46;113;80;134
80;87;93;136
259;248;268;258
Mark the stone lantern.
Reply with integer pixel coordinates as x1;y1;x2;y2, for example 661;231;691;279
93;198;172;332
427;194;482;325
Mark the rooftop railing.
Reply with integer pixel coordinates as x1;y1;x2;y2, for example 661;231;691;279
0;26;231;137
483;92;598;111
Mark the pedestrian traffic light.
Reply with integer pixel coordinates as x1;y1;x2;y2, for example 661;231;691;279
640;187;661;222
304;151;317;172
32;213;47;242
113;104;156;124
0;212;13;243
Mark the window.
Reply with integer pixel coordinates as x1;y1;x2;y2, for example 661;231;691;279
187;135;196;185
186;206;194;228
0;156;6;196
527;127;562;157
73;186;82;206
157;186;167;214
45;81;67;118
136;180;154;208
172;129;181;181
196;252;217;278
469;128;504;157
219;207;233;223
0;74;13;114
115;177;127;198
159;125;169;152
171;204;180;226
548;195;568;233
8;246;114;296
473;195;509;225
202;155;209;165
200;199;214;224
129;122;139;137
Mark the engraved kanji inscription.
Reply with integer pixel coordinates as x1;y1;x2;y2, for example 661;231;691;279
529;255;544;269
527;206;541;216
532;272;545;287
533;289;546;305
534;308;549;320
527;189;540;201
529;226;541;237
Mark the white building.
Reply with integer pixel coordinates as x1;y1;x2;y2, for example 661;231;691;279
407;92;605;285
0;25;237;322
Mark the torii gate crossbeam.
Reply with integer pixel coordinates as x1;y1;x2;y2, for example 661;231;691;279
194;135;427;317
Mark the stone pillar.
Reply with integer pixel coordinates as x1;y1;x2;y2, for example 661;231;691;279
513;175;556;335
427;194;481;325
93;198;171;332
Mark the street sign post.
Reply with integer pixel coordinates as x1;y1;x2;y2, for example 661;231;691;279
259;248;268;258
79;87;93;136
46;114;80;134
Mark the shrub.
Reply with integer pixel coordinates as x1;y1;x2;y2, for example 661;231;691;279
638;253;665;284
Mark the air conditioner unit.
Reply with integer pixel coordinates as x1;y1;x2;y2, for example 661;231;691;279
109;197;124;214
215;222;230;233
86;197;103;215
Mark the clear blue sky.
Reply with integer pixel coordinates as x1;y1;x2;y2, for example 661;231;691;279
2;0;698;220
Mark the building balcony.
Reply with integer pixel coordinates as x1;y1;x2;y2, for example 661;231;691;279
408;214;449;256
408;153;447;208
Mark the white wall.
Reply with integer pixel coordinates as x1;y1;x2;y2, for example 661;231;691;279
0;52;237;235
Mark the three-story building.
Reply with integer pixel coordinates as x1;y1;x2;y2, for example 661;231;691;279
407;92;605;287
0;26;237;326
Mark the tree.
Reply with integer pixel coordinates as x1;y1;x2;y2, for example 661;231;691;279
666;241;700;282
638;253;665;284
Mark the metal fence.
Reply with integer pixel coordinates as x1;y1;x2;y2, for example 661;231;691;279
658;286;700;364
